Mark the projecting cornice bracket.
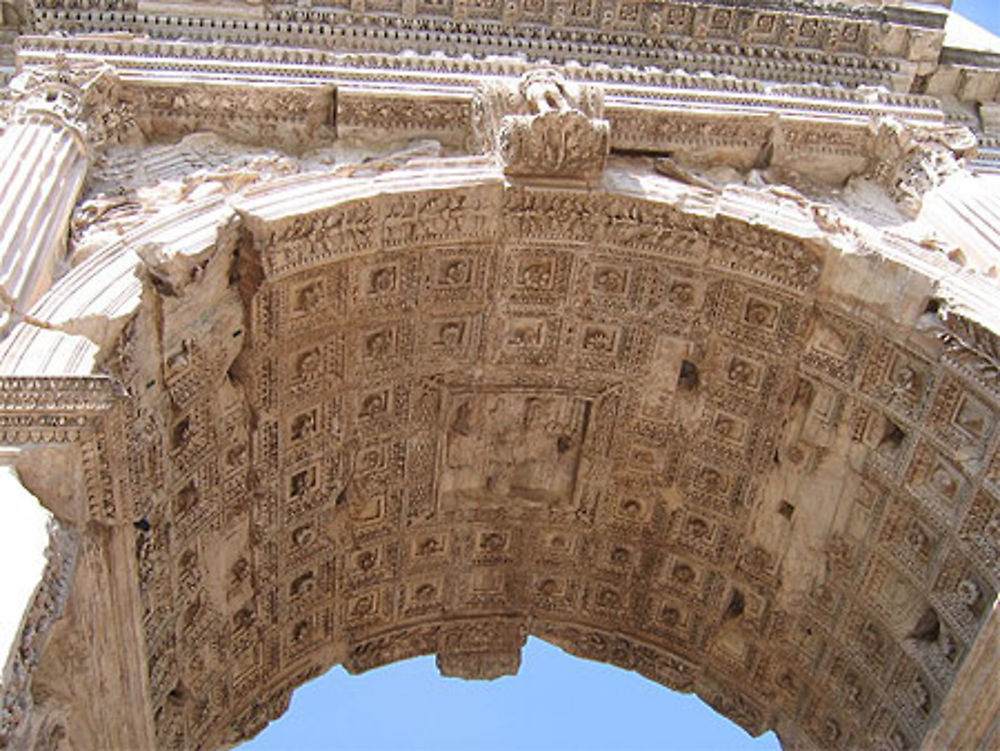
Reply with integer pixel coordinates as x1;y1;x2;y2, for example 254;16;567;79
473;68;610;186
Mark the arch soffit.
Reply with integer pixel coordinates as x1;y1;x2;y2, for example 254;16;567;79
6;159;1000;750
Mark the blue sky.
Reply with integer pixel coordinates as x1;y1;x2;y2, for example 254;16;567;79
954;0;999;34
245;4;999;749
245;637;780;751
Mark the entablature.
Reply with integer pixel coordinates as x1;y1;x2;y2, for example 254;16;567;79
16;34;999;183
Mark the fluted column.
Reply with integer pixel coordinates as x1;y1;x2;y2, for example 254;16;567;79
920;172;1000;274
0;63;134;336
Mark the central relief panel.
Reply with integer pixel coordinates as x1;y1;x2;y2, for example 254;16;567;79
440;388;592;509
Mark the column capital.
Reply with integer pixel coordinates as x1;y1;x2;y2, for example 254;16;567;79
10;56;141;151
867;116;978;216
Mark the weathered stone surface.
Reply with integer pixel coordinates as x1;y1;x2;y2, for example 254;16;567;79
0;4;1000;751
474;68;609;184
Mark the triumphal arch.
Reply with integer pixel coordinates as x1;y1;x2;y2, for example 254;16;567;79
0;0;999;748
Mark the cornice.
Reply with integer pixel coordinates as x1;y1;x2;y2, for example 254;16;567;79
24;0;943;91
12;33;914;96
940;46;1000;70
28;0;953;26
9;2;1000;109
14;35;946;123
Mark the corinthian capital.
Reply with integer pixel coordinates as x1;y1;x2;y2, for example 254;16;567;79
9;56;141;150
867;117;977;217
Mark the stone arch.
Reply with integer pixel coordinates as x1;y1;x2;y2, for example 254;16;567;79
3;158;999;751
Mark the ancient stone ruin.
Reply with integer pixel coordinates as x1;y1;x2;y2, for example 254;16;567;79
0;0;999;748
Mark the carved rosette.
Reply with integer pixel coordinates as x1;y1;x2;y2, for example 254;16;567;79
474;68;610;183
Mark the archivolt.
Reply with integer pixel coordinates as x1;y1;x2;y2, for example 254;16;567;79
5;158;1000;751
